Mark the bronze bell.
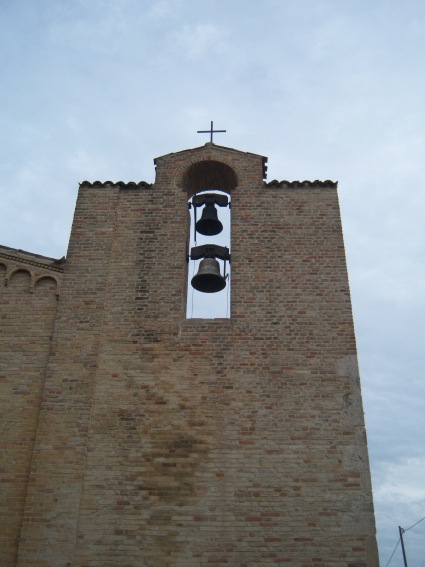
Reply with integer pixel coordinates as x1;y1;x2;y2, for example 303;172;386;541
195;203;223;236
191;258;226;293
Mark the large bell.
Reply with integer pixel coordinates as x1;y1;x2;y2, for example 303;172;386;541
195;203;223;236
191;258;226;293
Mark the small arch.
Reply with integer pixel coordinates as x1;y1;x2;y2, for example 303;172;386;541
7;268;32;292
182;160;238;198
34;275;59;293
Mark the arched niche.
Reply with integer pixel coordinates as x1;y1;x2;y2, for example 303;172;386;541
182;160;238;198
8;269;32;292
34;275;58;293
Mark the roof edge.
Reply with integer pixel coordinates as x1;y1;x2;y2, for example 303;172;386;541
79;181;153;189
154;142;267;162
154;143;268;179
265;179;338;188
0;245;65;271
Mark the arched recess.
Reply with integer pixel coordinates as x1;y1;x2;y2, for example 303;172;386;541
182;160;238;198
7;269;32;292
34;275;59;294
183;160;236;319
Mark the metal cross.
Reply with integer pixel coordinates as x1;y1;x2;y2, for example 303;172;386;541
197;121;226;143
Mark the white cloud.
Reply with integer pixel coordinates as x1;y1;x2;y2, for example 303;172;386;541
146;0;172;21
171;23;228;59
375;458;425;503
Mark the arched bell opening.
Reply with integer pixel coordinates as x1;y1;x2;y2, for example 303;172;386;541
182;160;238;199
184;161;235;319
186;191;231;318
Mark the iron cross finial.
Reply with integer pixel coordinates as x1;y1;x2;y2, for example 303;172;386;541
197;121;226;143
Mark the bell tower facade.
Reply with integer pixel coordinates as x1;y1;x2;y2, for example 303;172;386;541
13;143;378;566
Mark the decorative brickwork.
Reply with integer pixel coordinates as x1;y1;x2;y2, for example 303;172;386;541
2;143;378;566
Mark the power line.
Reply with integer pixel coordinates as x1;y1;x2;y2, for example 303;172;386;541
384;514;425;567
384;538;400;567
404;515;425;533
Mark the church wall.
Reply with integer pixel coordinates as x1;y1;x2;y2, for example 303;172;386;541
0;264;59;567
16;186;121;567
15;144;378;566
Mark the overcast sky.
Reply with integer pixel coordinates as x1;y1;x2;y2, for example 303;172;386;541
1;0;424;563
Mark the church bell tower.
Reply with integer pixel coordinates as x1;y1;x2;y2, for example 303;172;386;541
13;139;379;566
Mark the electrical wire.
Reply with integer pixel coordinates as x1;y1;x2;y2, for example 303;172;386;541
188;197;196;318
226;273;230;318
190;259;196;318
404;515;425;532
384;515;425;567
384;538;400;567
402;514;425;567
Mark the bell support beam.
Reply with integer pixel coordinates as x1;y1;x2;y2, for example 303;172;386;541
189;244;230;262
189;193;229;208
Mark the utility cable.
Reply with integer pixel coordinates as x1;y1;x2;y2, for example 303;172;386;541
404;515;425;532
384;515;425;567
190;259;196;318
384;538;400;567
226;272;230;318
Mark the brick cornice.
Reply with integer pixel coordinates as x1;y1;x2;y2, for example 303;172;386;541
265;179;338;188
0;250;65;273
79;180;153;189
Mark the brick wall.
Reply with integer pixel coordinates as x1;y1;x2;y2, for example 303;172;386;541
13;143;378;566
0;256;60;567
